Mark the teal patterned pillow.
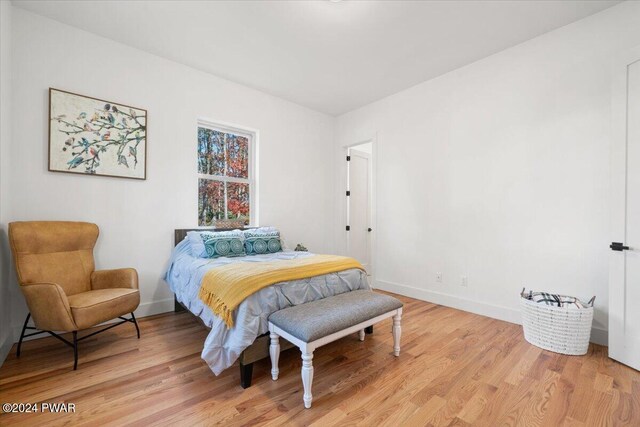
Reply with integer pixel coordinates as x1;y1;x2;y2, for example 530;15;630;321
200;232;246;258
244;230;282;255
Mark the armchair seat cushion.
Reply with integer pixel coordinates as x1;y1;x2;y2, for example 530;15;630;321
67;288;140;329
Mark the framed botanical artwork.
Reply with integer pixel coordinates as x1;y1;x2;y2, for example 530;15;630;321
49;88;147;180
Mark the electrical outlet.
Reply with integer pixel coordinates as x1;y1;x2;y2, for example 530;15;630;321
461;276;468;287
436;272;442;283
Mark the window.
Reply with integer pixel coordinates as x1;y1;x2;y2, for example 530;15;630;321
197;121;255;227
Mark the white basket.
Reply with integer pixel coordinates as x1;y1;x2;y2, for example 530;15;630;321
519;289;594;355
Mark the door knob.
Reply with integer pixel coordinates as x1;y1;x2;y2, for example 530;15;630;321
368;228;372;232
610;242;630;251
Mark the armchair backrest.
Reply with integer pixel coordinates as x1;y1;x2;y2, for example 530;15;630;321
9;221;99;296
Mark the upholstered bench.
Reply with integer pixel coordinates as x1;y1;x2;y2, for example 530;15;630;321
268;290;403;408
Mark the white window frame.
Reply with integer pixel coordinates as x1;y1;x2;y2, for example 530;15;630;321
197;118;259;226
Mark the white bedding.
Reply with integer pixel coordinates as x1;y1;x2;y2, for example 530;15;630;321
164;239;370;375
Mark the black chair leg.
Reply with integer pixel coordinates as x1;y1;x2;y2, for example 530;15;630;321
239;362;253;389
73;331;78;370
131;312;140;339
16;313;31;357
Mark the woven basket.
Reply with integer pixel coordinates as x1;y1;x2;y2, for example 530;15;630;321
519;289;595;355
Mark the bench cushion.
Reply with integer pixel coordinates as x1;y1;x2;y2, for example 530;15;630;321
268;290;403;342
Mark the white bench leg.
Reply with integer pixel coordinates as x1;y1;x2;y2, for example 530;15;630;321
270;332;280;380
301;352;314;408
359;329;365;341
392;309;402;356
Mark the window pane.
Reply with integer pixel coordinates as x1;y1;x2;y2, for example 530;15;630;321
227;182;250;223
226;134;249;178
198;179;225;226
197;128;224;176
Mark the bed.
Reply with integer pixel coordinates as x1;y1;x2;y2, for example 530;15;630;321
165;228;371;388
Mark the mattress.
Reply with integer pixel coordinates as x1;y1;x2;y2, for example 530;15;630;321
164;239;370;374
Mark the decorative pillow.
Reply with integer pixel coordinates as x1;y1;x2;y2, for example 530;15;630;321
186;230;246;258
243;228;282;255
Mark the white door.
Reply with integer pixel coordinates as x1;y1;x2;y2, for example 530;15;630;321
348;149;372;273
609;47;640;371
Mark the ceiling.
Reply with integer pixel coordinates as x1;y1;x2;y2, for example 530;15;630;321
13;0;620;116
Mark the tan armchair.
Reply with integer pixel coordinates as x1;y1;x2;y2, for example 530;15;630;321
9;221;140;369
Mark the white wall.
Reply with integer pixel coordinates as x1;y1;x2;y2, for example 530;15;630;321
4;7;336;339
335;1;640;344
0;0;13;364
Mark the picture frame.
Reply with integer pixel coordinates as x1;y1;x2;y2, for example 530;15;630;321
48;88;147;180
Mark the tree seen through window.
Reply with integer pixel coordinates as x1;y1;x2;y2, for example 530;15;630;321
198;127;251;226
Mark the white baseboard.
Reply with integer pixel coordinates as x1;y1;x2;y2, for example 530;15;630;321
135;297;175;318
590;327;608;347
10;297;175;344
0;331;14;367
375;279;608;347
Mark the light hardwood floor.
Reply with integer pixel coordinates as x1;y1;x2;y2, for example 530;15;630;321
1;293;638;426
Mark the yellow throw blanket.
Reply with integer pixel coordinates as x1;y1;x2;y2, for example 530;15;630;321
198;254;365;328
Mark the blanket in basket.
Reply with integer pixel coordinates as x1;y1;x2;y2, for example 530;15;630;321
523;291;589;309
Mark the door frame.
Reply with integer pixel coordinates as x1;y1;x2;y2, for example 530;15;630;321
343;135;377;284
609;44;640;366
347;148;372;272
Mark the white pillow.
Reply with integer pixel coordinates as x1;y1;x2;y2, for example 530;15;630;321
246;226;279;234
